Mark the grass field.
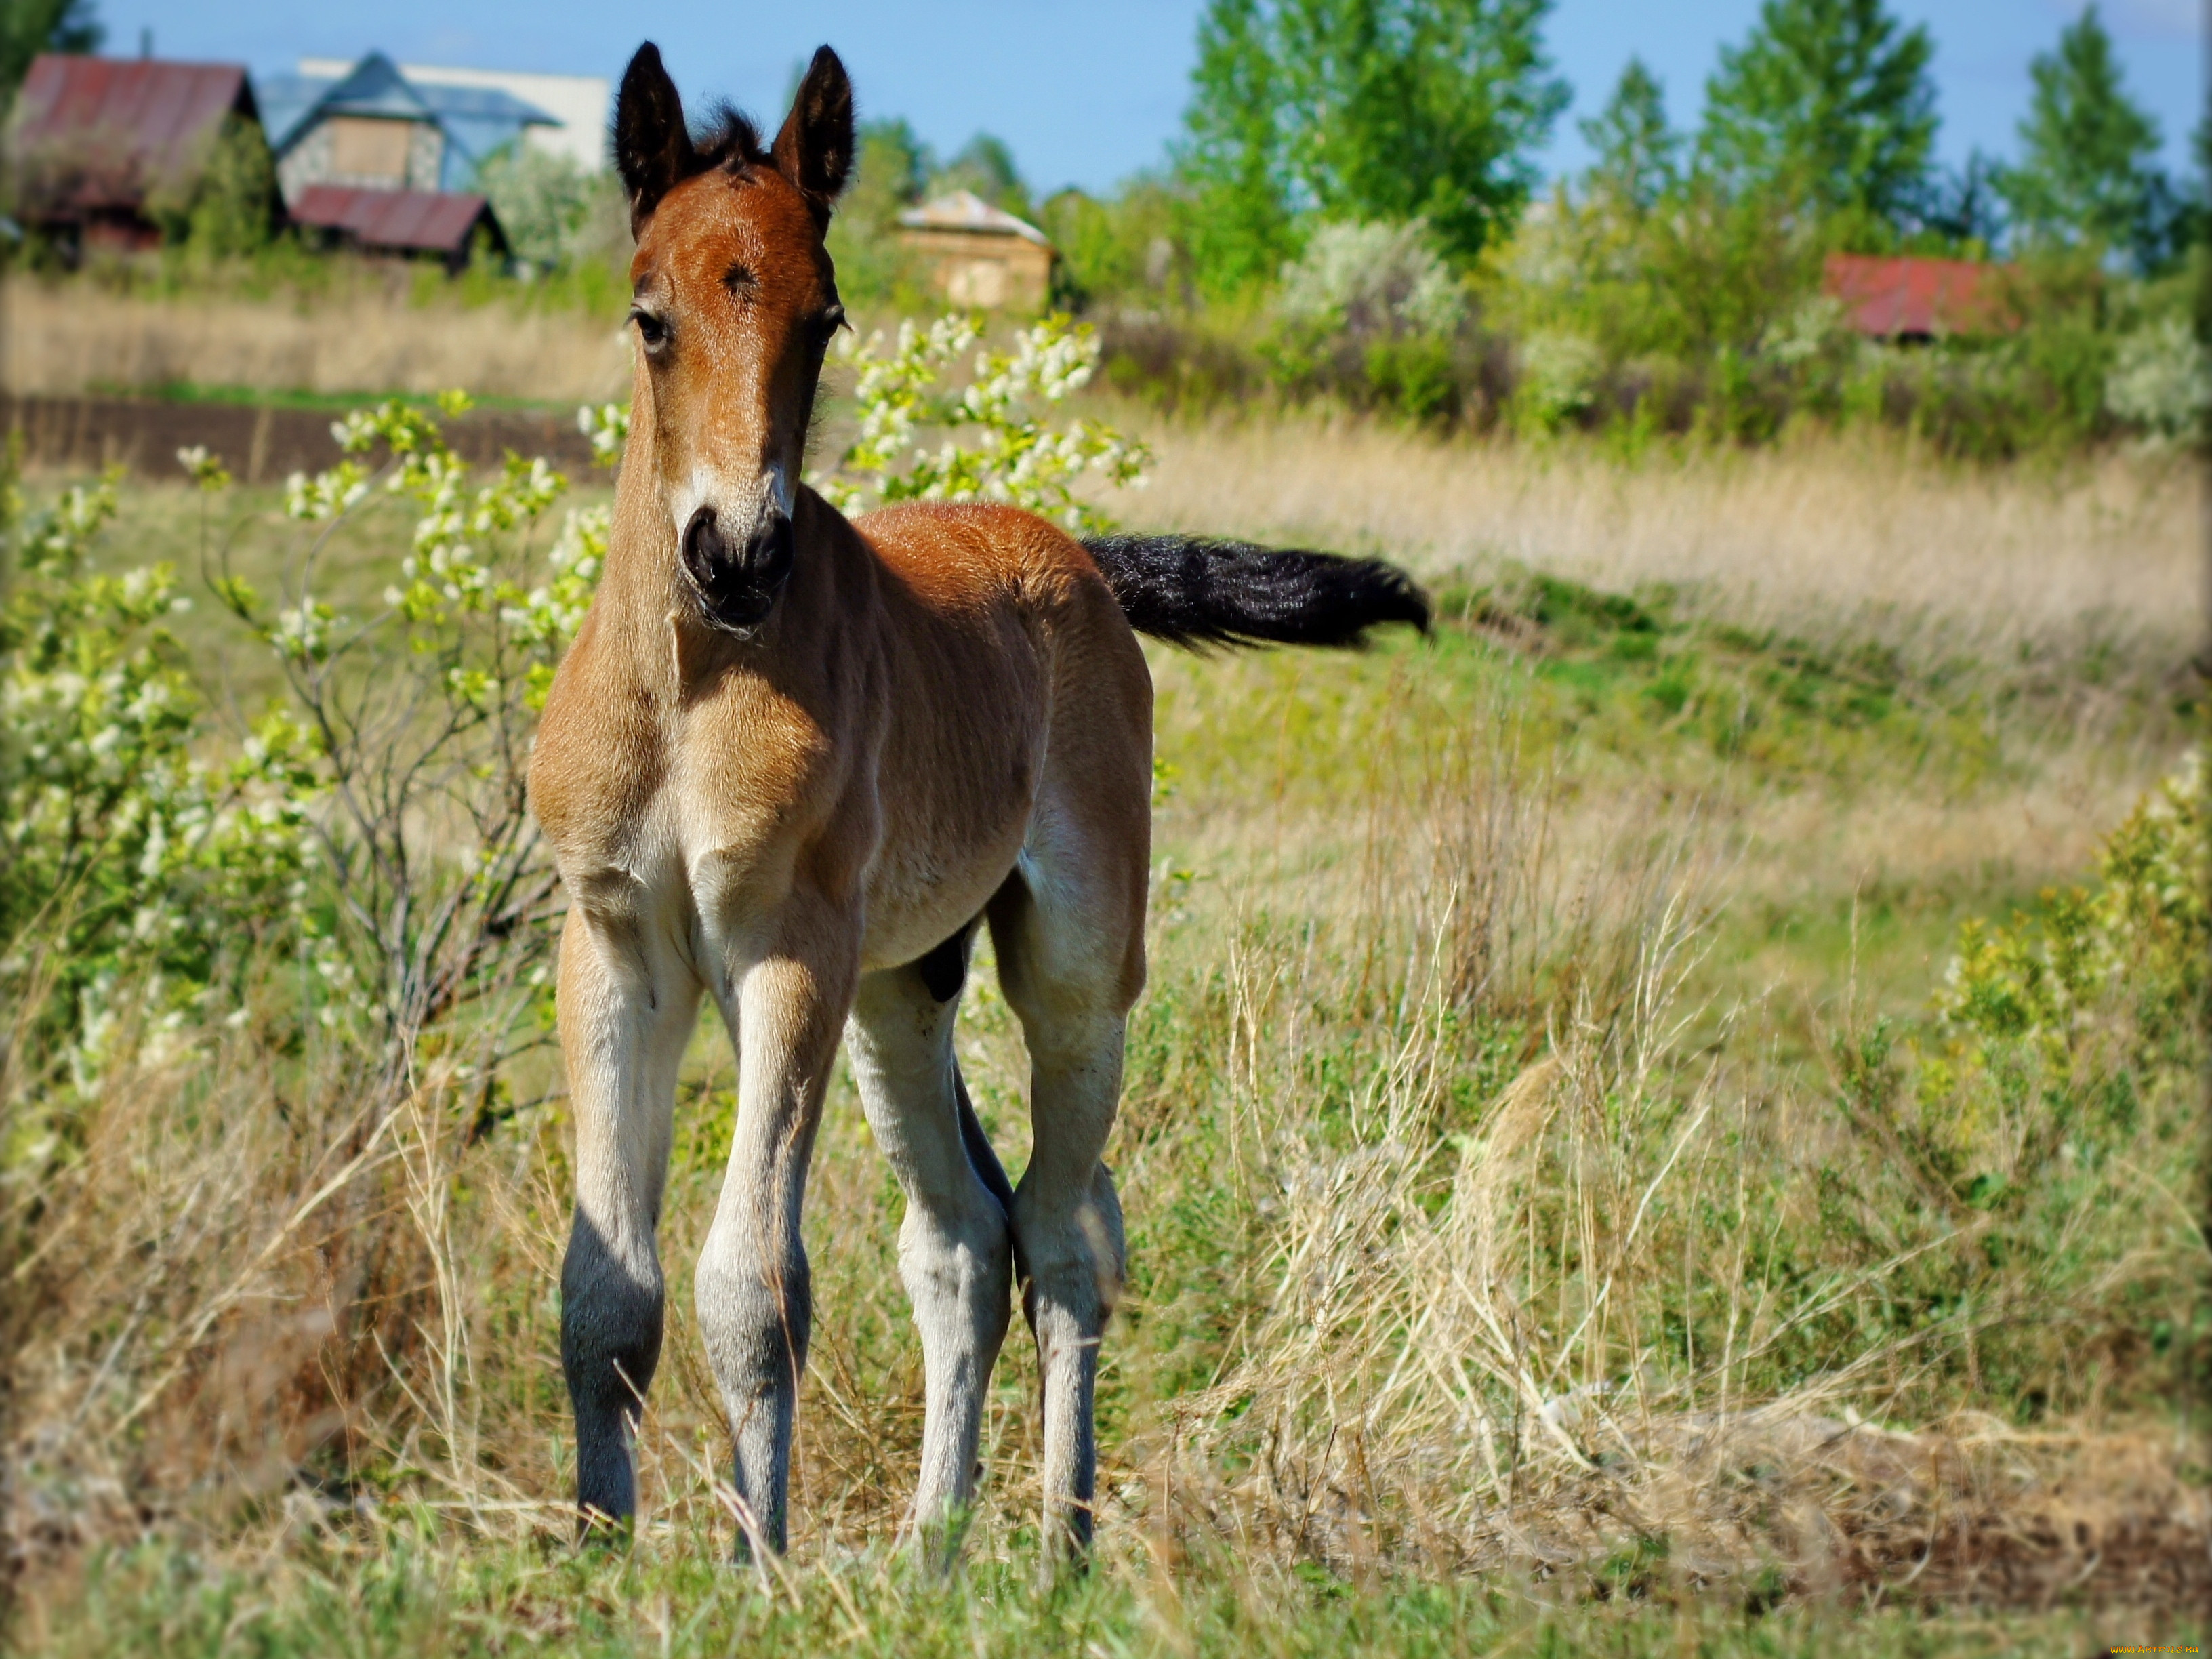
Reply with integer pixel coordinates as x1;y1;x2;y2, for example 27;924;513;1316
4;413;2205;1656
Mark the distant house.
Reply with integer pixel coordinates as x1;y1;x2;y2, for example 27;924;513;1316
258;52;558;200
897;191;1054;311
1822;254;2015;342
295;59;609;172
7;54;275;258
289;185;508;273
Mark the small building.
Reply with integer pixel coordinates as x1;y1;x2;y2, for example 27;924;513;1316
259;52;558;200
1822;253;2013;342
7;54;274;258
289;185;507;272
897;190;1054;311
295;59;609;172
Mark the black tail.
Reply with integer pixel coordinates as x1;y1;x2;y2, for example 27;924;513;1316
1080;534;1430;651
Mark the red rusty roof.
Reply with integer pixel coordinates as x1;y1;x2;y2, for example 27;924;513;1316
1822;253;2012;339
291;186;501;255
11;56;255;208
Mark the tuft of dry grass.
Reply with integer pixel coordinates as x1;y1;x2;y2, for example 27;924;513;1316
1;276;632;403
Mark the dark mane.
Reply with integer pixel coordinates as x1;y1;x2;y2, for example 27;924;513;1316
693;102;769;171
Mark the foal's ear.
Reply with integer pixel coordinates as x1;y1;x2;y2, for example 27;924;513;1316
772;46;855;230
615;43;697;235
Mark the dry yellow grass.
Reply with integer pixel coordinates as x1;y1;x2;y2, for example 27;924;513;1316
1;276;632;402
1118;407;2204;654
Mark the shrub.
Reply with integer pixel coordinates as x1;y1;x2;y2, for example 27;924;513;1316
0;450;315;1086
815;312;1152;531
2104;312;2211;440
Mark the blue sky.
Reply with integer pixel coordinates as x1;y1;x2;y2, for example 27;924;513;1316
125;1;2204;195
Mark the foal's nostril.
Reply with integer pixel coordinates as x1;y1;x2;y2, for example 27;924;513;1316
679;504;794;632
682;505;727;574
743;514;795;586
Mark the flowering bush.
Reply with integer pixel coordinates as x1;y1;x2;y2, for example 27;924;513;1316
1275;219;1466;342
812;311;1151;533
0;458;316;1090
200;396;592;1069
2104;313;2211;442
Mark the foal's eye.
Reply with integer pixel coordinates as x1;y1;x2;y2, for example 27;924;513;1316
809;304;847;346
630;308;670;352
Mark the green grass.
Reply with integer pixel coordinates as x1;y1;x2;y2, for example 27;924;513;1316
32;1534;2199;1658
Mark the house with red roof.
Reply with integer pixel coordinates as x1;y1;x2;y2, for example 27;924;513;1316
1822;254;2018;342
7;54;276;259
8;51;513;270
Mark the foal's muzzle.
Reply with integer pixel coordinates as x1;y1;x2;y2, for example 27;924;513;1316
680;505;793;633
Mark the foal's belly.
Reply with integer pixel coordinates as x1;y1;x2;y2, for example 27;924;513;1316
855;775;1036;975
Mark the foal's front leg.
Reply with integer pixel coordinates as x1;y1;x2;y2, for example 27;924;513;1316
695;896;857;1559
556;897;703;1527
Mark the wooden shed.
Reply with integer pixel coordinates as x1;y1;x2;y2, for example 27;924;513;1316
289;185;508;273
897;190;1054;311
1822;254;2015;342
7;55;272;258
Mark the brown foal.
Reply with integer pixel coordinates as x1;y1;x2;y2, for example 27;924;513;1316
529;42;1427;1572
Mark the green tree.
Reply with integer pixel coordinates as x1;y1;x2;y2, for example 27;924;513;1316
842;117;929;228
3;0;100;102
1997;5;2167;267
1580;57;1679;211
469;142;609;268
931;132;1031;220
1698;0;1937;226
826;117;932;306
1174;0;1296;300
1275;0;1568;264
1176;0;1566;289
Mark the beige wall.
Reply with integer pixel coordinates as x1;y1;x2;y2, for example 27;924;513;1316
276;115;443;203
898;228;1053;312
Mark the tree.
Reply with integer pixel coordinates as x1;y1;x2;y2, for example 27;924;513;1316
843;117;930;229
932;133;1031;220
1698;0;1937;226
1997;6;2167;267
1909;149;2005;250
1174;0;1297;299
825;118;932;306
3;0;100;102
1176;0;1567;287
1580;57;1679;211
1274;0;1568;264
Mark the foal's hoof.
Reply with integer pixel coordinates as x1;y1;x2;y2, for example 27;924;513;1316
575;1505;635;1549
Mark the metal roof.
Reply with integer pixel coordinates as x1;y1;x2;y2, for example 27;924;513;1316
10;56;255;207
258;54;560;189
310;52;431;125
290;185;501;254
897;190;1050;247
1822;253;2011;339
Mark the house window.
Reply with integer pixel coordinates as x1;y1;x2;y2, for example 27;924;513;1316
328;117;413;184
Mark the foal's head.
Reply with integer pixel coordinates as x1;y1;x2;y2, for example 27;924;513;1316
613;43;853;633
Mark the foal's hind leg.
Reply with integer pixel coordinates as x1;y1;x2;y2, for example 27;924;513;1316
845;929;1015;1567
988;826;1146;1571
